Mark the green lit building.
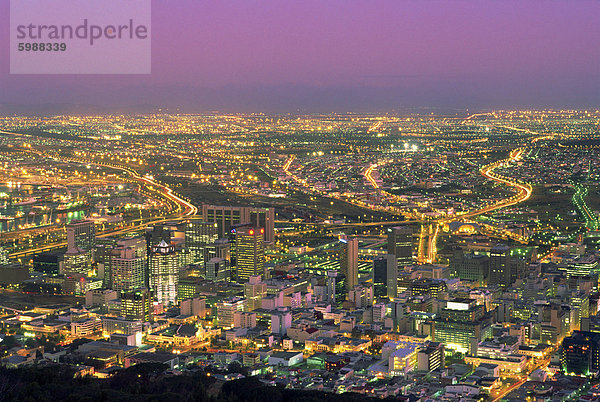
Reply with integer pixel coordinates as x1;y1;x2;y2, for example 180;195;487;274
434;298;492;354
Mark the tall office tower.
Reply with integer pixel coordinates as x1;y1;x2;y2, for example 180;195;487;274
149;240;180;305
235;227;265;282
327;271;338;304
450;249;490;285
244;275;267;311
204;239;231;264
340;236;358;292
489;245;512;287
205;257;230;281
184;219;218;264
228;223;252;269
62;246;91;276
387;226;413;267
249;208;275;243
145;223;185;255
373;254;398;299
110;246;146;293
202;204;275;243
561;331;600;376
120;288;152;322
95;238;118;288
66;220;96;260
434;298;493;355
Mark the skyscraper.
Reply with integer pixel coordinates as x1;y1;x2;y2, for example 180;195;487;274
202;204;275;243
373;254;398;299
340;237;358;292
149;240;179;305
327;271;338;304
216;297;247;328
66;219;96;260
205;257;230;281
451;249;489;285
561;331;600;376
434;298;493;354
121;288;152;322
62;246;91;276
184;219;218;264
235;227;265;282
111;246;146;293
387;226;413;267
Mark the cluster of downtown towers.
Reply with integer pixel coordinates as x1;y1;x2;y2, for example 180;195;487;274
59;205;275;308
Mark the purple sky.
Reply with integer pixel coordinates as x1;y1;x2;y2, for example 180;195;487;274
1;0;599;113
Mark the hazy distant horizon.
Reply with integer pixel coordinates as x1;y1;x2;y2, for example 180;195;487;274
1;0;599;113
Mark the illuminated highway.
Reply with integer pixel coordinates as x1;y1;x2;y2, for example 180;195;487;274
572;183;599;230
0;130;199;259
421;148;533;263
364;164;380;189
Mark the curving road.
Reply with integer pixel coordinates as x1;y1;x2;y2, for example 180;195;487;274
0;132;199;259
422;148;532;263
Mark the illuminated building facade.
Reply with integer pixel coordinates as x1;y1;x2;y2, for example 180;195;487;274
184;219;218;264
387;226;413;267
340;236;358;292
149;240;179;305
561;331;600;376
121;288;152;322
235;227;265;282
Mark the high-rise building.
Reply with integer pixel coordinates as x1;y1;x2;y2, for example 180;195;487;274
62;246;91;276
451;250;489;285
326;271;338;304
205;257;230;281
235;227;265;282
340;237;358;291
489;245;511;286
145;223;185;259
434;298;493;354
202;204;275;243
66;220;96;260
184;219;218;264
149;240;179;305
95;238;118;288
203;239;231;263
244;275;267;311
249;208;275;244
387;226;413;267
111;246;146;293
121;288;152;322
233;311;256;328
348;284;374;308
180;297;206;317
561;331;600;376
373;254;398;299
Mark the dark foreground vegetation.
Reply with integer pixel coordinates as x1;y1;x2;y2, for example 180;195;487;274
0;364;390;402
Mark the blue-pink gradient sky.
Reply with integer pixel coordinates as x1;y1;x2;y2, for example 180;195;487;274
1;0;599;113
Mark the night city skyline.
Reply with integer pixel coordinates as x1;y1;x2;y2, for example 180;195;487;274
0;1;599;401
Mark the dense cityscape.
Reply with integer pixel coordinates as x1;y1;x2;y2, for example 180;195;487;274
0;110;597;400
